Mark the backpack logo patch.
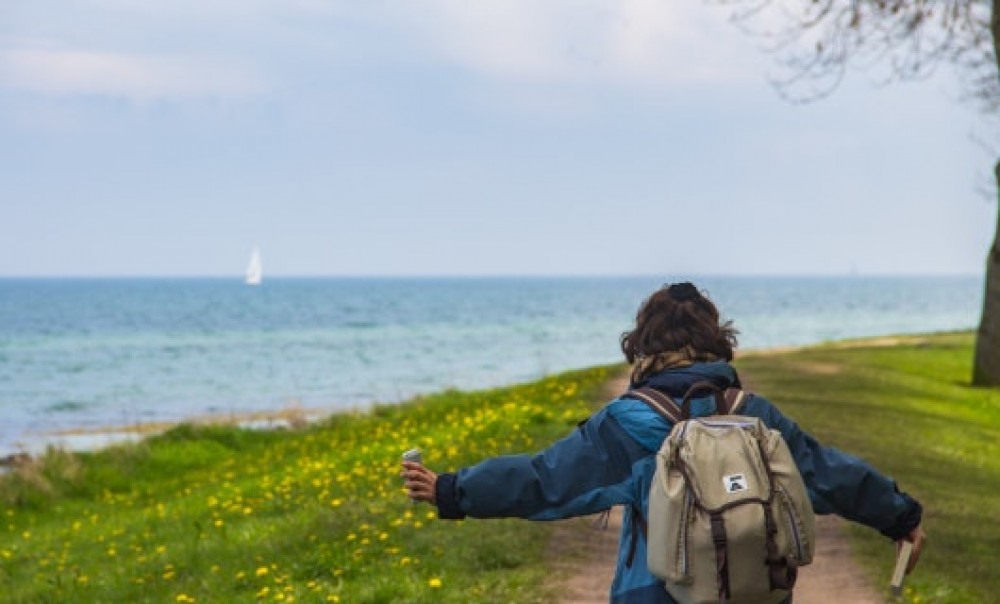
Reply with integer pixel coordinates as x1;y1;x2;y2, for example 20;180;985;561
724;473;748;493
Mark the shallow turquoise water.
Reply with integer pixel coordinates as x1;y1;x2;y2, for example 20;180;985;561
0;276;982;454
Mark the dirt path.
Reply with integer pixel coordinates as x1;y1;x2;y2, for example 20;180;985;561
548;511;884;603
547;372;885;603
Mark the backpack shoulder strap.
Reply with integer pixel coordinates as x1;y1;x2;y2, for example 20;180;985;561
678;381;750;416
624;387;684;424
721;388;749;415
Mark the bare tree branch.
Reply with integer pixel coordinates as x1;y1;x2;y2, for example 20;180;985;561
708;0;998;109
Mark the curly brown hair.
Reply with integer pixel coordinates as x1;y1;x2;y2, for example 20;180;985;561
620;282;739;363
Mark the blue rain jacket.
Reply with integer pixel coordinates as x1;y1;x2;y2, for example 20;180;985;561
434;362;922;603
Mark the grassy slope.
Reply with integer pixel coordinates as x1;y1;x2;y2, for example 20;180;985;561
0;366;615;603
2;332;995;603
736;332;999;604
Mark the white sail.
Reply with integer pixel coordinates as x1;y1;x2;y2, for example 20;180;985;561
246;247;262;285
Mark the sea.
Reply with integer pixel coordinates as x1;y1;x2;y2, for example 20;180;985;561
0;276;984;457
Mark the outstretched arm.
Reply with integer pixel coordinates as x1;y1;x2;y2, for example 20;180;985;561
748;395;924;562
406;404;656;521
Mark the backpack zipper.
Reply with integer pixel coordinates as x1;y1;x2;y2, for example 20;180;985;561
678;487;693;578
777;484;805;561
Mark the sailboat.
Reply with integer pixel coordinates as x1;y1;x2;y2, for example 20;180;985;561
246;247;263;285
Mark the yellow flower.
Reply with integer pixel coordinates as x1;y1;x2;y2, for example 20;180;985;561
428;577;442;588
256;566;269;577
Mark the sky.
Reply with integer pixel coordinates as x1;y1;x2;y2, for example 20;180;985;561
0;0;996;277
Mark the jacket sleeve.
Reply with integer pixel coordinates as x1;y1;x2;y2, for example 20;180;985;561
434;404;652;521
746;395;922;540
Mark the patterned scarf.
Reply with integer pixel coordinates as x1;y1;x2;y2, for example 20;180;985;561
630;346;721;385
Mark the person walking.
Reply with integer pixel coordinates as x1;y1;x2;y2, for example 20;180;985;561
402;282;925;603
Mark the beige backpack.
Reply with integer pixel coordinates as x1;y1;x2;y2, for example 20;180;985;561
628;383;815;604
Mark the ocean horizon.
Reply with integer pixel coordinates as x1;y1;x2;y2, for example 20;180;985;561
0;275;984;456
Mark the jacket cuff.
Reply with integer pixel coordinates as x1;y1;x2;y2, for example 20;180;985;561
435;473;466;520
880;494;922;540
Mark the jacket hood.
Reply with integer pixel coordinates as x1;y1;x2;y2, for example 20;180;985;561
632;360;740;397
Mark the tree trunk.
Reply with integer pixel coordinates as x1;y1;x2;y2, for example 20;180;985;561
974;160;1000;385
972;2;1000;386
973;3;1000;385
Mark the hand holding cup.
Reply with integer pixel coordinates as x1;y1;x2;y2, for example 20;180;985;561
401;449;438;505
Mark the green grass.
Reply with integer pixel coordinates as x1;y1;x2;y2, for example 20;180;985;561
0;366;616;603
736;331;999;604
3;332;996;603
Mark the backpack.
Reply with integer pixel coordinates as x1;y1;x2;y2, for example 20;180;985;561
627;382;815;604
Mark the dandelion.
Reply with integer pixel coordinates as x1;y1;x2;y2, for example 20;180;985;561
330;499;343;508
256;566;269;577
428;577;443;588
176;594;196;603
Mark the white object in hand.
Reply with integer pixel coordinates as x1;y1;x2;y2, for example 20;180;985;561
402;448;422;464
890;540;913;596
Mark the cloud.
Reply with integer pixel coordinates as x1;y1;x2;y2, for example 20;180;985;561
0;50;266;101
388;0;763;89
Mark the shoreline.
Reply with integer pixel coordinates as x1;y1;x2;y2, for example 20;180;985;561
2;331;955;462
2;403;350;461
